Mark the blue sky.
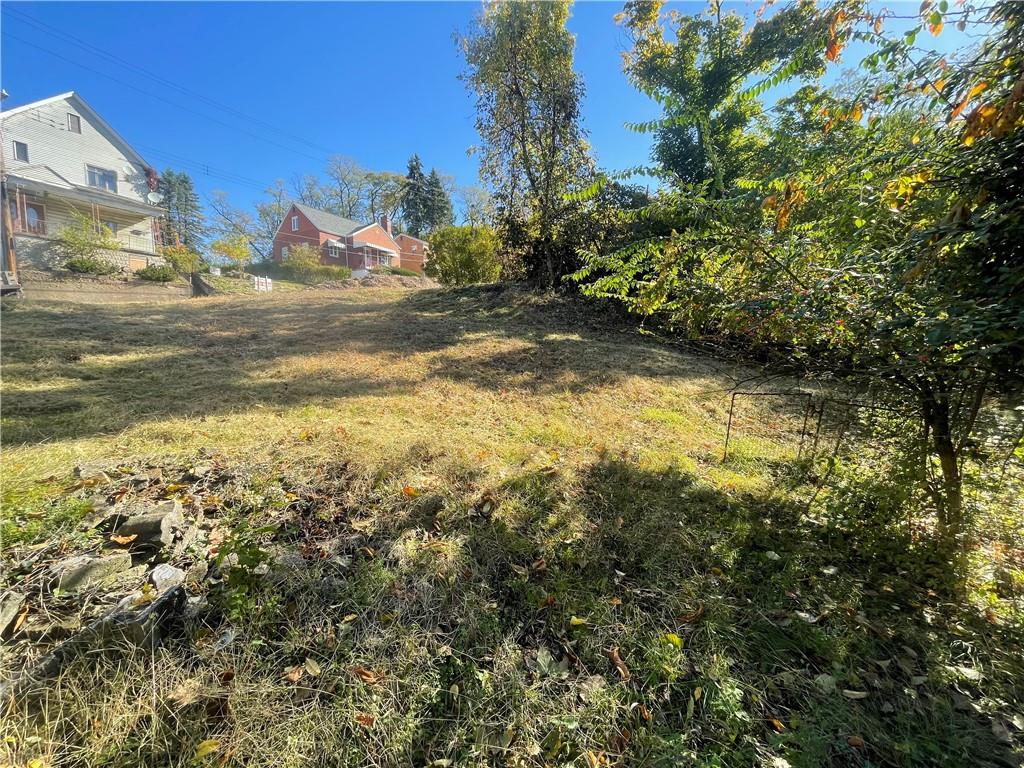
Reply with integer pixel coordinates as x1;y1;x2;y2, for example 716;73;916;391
1;1;971;220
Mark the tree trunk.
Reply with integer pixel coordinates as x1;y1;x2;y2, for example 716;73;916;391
922;389;964;555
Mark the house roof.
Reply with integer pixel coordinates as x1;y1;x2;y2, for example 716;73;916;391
293;202;364;236
1;91;152;169
395;233;429;245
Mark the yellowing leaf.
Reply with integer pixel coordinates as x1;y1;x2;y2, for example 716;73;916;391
570;615;589;627
342;613;359;623
402;485;421;498
304;657;322;677
662;633;683;649
193;739;221;761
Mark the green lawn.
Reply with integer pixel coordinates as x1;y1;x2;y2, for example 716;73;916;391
1;287;1020;767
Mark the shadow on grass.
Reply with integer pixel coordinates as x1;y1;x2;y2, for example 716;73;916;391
1;286;736;444
10;454;1018;767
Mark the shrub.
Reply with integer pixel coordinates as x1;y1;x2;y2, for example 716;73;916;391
64;255;118;276
135;264;178;282
427;225;501;285
55;211;121;268
376;265;420;277
280;243;352;283
160;243;204;274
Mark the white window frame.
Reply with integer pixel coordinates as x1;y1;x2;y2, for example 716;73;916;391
13;141;28;162
281;245;289;259
327;245;341;259
291;215;299;231
86;165;118;193
67;113;82;133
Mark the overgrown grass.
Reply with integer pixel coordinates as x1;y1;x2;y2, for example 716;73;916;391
1;287;1021;767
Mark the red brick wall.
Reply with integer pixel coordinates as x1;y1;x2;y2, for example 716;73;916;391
395;234;428;275
271;205;333;263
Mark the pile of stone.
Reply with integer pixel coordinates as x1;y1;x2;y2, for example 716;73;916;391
0;461;226;697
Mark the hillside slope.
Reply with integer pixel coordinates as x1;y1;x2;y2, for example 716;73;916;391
1;287;1020;767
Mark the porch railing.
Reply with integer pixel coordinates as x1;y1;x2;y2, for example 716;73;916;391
12;219;157;254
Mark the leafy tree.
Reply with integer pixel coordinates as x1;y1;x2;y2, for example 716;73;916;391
458;185;496;227
54;211;121;267
365;171;407;223
574;0;1024;566
427;225;501;285
461;0;592;287
211;233;251;274
402;154;430;236
618;0;830;194
160;242;203;274
157;169;205;250
280;242;322;281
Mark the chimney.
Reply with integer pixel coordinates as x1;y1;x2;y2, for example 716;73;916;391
379;215;392;236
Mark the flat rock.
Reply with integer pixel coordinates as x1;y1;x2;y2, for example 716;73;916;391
114;500;185;548
0;591;26;636
52;551;132;592
149;564;186;592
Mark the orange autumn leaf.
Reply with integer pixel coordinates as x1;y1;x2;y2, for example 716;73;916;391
351;666;383;685
402;485;421;498
950;81;989;121
929;19;943;36
608;647;631;682
110;534;138;546
355;712;375;728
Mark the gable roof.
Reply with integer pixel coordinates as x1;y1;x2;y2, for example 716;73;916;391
395;233;429;245
292;202;364;236
1;91;151;169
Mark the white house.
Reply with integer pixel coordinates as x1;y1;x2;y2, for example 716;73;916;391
1;92;167;271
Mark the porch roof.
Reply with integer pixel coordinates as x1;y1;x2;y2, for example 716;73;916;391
6;172;165;218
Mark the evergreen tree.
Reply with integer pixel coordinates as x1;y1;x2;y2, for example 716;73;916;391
424;169;453;232
402;155;429;236
157;169;205;250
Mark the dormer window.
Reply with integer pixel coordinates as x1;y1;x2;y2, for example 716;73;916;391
291;215;299;231
68;113;82;133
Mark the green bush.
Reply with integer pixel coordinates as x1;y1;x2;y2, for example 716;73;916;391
135;264;178;282
274;245;353;284
375;265;420;277
64;255;118;276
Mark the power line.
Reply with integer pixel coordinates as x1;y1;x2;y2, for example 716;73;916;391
2;32;331;166
2;5;336;158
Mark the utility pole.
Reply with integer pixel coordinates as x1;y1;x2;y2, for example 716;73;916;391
0;88;21;294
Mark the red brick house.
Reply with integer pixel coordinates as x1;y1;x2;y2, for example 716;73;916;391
272;202;429;277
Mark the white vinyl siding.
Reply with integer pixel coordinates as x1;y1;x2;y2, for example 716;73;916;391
0;95;149;204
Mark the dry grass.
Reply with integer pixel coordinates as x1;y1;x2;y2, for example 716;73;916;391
1;287;1021;768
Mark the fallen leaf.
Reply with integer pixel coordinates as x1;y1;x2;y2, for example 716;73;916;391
304;658;322;677
282;665;304;683
770;718;786;732
109;534;138;546
847;735;865;749
351;666;382;685
342;613;359;623
842;689;870;700
570;615;589;627
678;604;705;624
694;686;703;701
402;486;421;498
219;668;235;685
662;633;683;649
356;712;375;728
608;647;631;682
193;739;221;761
607;597;622;606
